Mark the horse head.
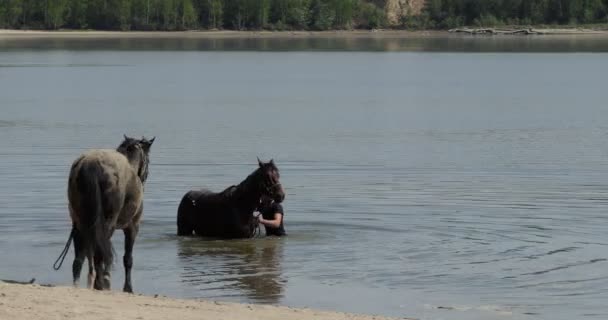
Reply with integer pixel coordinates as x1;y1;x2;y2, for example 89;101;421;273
256;157;285;204
117;135;155;183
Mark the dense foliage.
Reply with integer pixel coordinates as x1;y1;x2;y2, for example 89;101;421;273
418;0;608;29
0;0;385;30
0;0;607;31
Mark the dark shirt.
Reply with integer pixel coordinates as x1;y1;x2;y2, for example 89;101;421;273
259;203;286;236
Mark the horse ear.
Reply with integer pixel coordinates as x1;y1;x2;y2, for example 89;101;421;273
124;134;129;140
269;159;275;166
141;136;155;152
141;136;155;144
258;157;263;168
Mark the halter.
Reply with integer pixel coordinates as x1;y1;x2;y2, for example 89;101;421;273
265;182;282;194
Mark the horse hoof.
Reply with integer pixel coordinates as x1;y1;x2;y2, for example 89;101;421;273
123;286;133;293
103;275;111;290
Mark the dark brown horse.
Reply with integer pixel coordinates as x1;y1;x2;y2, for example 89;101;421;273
177;159;285;239
56;135;154;293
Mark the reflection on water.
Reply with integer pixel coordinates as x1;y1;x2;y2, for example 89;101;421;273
2;34;608;52
176;237;285;304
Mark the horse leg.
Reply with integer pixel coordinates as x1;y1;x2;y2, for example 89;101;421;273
102;264;111;290
72;227;96;289
86;252;95;289
177;196;194;236
122;224;139;293
72;227;85;288
93;250;111;290
93;251;104;290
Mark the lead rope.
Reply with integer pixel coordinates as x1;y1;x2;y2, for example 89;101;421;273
53;228;75;270
251;213;262;238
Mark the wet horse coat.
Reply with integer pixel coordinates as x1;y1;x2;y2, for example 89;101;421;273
177;159;285;239
65;136;154;292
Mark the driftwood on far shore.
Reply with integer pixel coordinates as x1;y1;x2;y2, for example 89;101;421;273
449;28;545;35
448;27;605;35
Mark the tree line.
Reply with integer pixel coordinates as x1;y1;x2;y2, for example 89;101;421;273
418;0;608;29
0;0;607;31
0;0;385;30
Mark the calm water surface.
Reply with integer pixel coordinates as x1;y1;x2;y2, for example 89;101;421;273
1;36;608;320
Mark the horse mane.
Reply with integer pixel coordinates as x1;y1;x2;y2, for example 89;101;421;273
233;167;263;197
116;136;152;183
219;185;238;197
209;167;265;215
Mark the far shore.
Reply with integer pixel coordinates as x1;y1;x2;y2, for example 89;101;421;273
0;282;407;320
2;28;608;40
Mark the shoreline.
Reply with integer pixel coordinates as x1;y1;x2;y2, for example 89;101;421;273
0;29;445;39
2;28;608;39
0;282;406;320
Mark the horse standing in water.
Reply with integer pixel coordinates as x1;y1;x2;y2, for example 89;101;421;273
177;159;285;239
58;135;154;293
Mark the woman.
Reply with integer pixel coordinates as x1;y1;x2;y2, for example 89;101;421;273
257;195;286;236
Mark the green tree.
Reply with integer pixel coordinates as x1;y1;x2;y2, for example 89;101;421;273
66;0;89;28
116;0;132;30
309;0;334;30
207;0;223;28
3;0;608;31
47;0;69;29
1;0;23;28
332;0;355;29
355;1;385;29
178;0;196;29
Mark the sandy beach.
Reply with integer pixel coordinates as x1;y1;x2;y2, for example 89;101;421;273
0;282;406;320
1;28;607;40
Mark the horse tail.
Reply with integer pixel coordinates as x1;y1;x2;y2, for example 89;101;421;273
77;163;113;269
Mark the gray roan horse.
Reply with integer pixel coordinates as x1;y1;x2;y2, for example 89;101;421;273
54;135;154;293
176;159;285;239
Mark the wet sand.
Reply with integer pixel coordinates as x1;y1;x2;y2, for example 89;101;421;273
0;282;406;320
